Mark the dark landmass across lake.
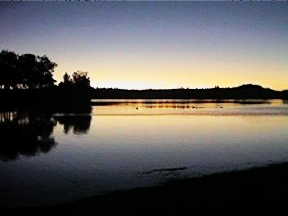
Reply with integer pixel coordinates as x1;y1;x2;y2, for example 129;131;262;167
1;84;288;111
92;84;288;100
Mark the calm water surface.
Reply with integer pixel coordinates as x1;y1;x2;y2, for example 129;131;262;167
1;99;288;207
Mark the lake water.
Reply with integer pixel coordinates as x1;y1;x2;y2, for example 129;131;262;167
1;99;288;207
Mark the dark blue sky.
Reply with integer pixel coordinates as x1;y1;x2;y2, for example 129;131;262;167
1;2;287;89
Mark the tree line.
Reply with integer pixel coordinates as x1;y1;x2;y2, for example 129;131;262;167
0;50;90;90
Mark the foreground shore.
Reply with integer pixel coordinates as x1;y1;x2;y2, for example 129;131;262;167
6;162;288;212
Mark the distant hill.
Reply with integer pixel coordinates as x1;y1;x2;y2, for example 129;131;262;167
91;84;287;99
282;90;288;98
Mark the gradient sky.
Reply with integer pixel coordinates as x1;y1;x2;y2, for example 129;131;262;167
1;2;288;90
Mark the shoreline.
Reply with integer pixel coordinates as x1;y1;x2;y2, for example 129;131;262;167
5;162;288;211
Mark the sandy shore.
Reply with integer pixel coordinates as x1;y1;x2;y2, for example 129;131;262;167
4;162;288;213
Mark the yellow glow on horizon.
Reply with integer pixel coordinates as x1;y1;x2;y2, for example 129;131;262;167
54;55;288;91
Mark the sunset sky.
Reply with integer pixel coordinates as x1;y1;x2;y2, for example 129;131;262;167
1;2;287;90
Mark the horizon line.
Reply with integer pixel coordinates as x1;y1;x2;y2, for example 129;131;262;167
90;83;288;91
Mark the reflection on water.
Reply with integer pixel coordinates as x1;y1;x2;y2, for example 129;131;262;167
1;99;288;207
0;110;92;162
91;99;287;116
91;99;273;105
54;115;91;135
0;112;57;161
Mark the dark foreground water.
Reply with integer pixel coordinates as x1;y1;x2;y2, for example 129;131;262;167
1;99;288;207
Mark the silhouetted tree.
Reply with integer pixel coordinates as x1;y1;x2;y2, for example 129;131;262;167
72;71;90;89
18;53;57;89
0;50;57;89
59;71;90;89
59;72;73;88
63;72;72;85
57;71;91;107
37;55;57;88
0;50;18;89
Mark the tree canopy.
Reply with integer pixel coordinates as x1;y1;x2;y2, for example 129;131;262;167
59;71;90;89
0;50;57;89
